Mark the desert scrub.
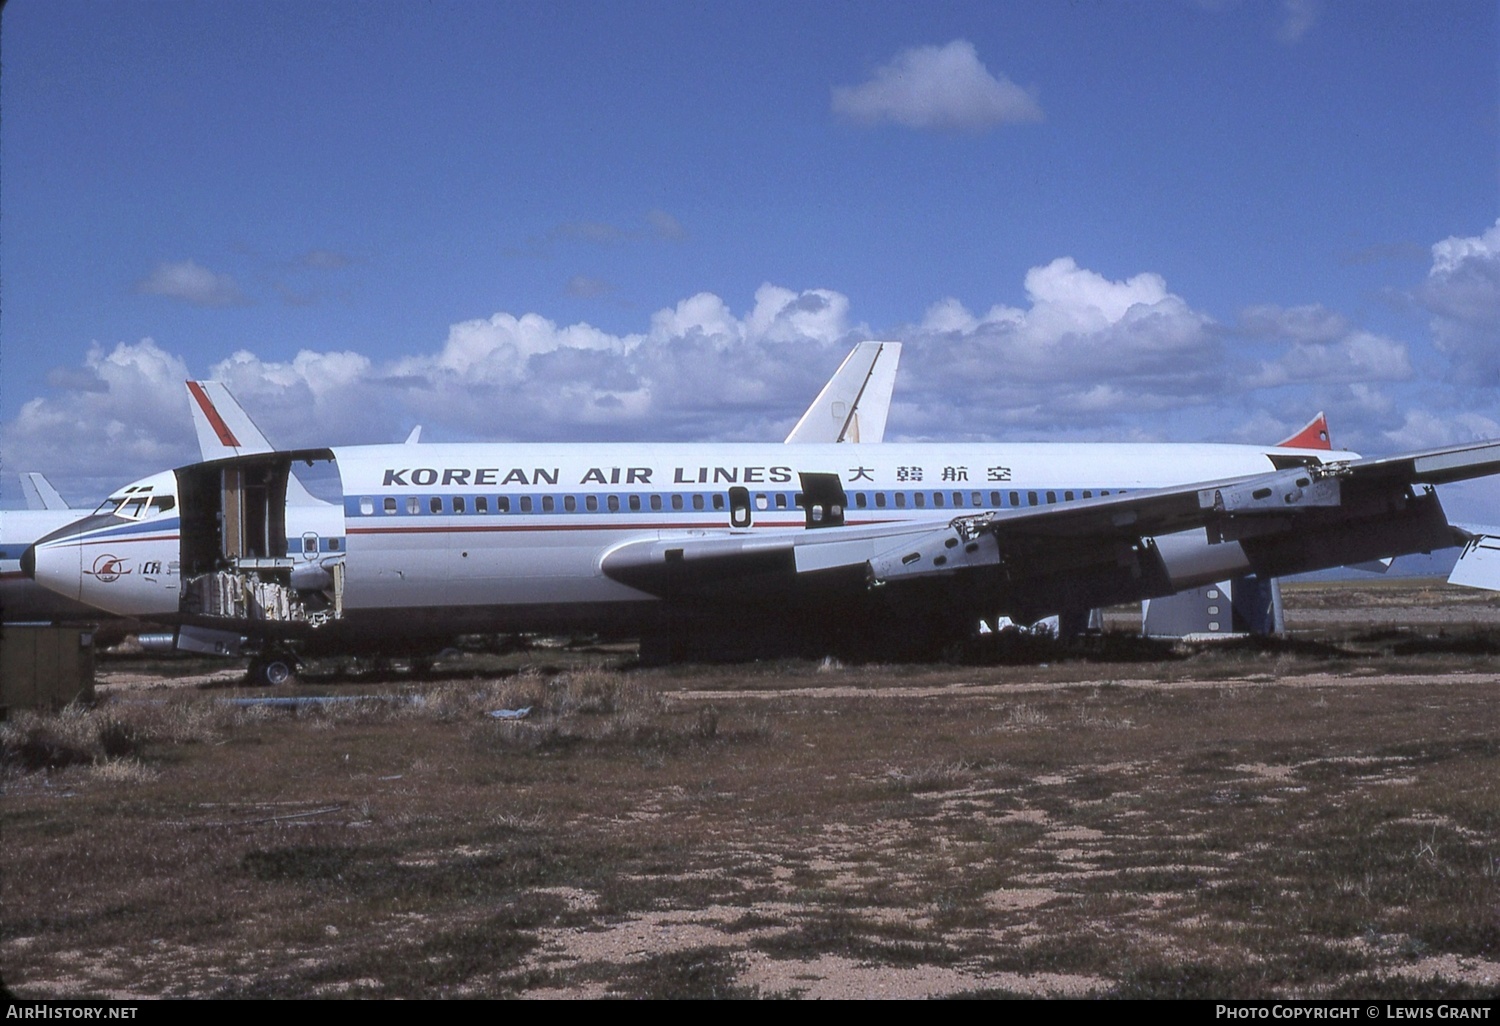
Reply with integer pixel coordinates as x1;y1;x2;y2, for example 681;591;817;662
0;697;224;773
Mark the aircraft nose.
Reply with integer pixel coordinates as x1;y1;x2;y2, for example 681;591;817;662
27;527;87;603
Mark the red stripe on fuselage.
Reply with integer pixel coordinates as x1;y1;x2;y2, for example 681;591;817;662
344;518;898;536
186;381;241;448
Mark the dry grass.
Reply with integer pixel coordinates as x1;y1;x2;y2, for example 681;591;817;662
4;582;1500;999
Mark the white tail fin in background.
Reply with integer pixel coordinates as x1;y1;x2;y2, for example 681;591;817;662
785;341;902;444
20;473;70;510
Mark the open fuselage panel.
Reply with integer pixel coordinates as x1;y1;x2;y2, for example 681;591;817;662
176;451;345;630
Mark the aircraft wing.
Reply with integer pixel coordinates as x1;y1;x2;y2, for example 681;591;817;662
785;342;901;444
1447;522;1500;592
604;439;1500;623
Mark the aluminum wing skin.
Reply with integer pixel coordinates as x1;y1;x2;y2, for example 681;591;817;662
602;440;1500;623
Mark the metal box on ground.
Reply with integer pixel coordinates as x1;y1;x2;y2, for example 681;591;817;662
0;626;96;716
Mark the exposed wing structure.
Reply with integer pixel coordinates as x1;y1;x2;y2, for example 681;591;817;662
603;440;1500;625
784;342;901;444
1448;524;1500;592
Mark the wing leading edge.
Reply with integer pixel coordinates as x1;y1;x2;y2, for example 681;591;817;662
602;439;1500;625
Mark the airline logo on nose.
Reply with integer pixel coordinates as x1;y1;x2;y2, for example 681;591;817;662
85;554;132;584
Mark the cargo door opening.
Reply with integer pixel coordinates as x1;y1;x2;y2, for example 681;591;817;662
177;450;345;628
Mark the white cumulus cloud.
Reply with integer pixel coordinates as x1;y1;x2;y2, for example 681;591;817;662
136;259;247;307
832;40;1042;132
1239;305;1412;388
1419;218;1500;385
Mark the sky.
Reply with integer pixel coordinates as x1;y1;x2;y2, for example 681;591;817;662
1;0;1497;516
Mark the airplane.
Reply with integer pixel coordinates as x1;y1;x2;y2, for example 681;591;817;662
20;472;71;511
9;343;903;677
1;475;103;623
26;342;1500;676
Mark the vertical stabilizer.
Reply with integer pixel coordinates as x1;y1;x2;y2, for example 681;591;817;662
1276;412;1333;450
185;381;322;506
20;473;70;511
785;342;902;444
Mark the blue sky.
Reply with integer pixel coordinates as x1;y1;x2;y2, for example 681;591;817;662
2;0;1497;515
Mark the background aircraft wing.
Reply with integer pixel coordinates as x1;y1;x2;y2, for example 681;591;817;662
785;341;901;444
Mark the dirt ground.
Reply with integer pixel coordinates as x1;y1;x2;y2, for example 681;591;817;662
3;579;1499;999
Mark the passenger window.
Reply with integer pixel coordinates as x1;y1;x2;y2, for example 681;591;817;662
607;495;620;512
629;495;641;511
384;497;397;515
586;495;598;512
477;496;489;513
498;496;510;513
564;495;576;512
360;497;374;516
875;493;887;508
895;493;907;509
542;496;555;512
692;495;704;510
914;492;926;508
933;492;945;508
520;497;533;513
1046;491;1056;504
458;496;469;513
755;494;768;510
855;493;868;509
712;494;725;511
1065;491;1074;502
407;497;420;515
430;497;443;514
1009;492;1019;507
1083;490;1092;499
673;495;684;510
1028;492;1038;506
650;494;662;511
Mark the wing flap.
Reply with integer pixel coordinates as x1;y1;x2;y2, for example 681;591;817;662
602;437;1500;621
1448;527;1500;592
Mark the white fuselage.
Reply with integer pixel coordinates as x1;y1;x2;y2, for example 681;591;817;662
29;440;1336;641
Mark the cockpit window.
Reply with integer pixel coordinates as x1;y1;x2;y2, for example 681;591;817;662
97;486;175;521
